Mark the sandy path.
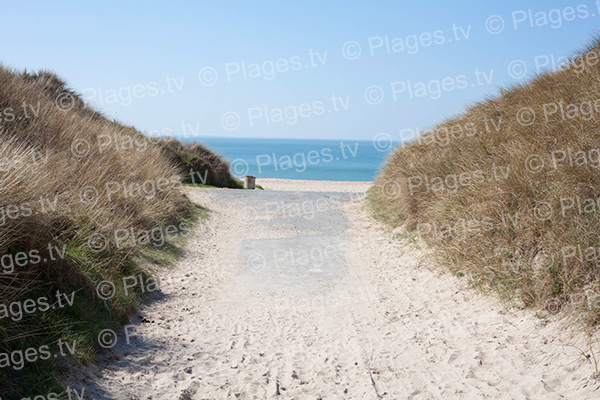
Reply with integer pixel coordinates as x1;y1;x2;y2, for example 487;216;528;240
75;185;600;399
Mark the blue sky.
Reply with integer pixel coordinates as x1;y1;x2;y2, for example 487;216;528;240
2;1;599;140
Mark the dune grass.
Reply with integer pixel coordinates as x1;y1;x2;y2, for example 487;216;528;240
369;38;600;325
157;138;242;188
0;67;235;397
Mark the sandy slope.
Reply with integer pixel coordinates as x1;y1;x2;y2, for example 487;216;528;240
74;183;600;399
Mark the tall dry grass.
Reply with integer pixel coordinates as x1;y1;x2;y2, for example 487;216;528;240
0;67;233;396
157;138;241;188
370;39;600;324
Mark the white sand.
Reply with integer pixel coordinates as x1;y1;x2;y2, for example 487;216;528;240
259;178;371;192
75;181;600;399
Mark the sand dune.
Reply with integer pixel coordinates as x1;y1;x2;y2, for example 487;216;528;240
73;182;600;399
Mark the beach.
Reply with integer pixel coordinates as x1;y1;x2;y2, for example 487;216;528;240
260;178;372;192
7;3;600;397
74;180;600;399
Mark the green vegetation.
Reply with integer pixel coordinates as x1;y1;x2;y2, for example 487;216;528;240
369;39;600;325
157;138;242;188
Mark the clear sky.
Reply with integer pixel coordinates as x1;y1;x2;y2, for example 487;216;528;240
2;1;599;140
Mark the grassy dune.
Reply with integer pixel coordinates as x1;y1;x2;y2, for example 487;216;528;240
157;138;242;188
0;67;234;396
369;39;600;324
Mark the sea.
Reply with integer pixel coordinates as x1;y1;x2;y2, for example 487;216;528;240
181;137;398;181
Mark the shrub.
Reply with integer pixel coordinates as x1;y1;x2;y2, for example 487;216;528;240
156;138;241;188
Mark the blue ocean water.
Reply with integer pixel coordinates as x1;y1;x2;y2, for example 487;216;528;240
182;137;396;181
